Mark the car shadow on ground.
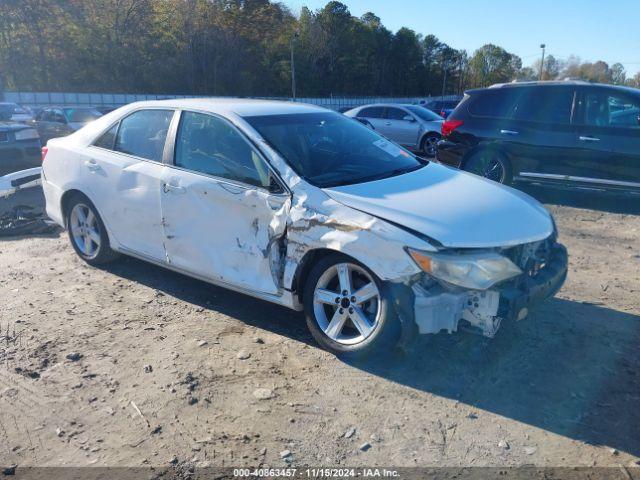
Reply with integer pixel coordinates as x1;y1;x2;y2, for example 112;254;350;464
104;256;315;346
519;184;640;215
347;298;640;458
104;257;639;457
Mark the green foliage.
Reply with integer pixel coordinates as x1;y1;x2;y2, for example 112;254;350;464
1;1;631;95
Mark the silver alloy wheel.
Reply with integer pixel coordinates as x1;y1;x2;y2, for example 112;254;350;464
312;262;381;345
70;203;101;259
423;135;439;157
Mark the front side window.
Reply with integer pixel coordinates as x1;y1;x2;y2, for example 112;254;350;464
514;87;575;124
358;107;384;119
583;91;640;128
244;112;424;188
386;107;409;120
174;111;270;188
64;108;102;123
52;109;66;123
114;109;173;161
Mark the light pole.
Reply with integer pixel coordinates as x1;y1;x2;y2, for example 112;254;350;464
441;66;447;100
539;43;546;81
290;30;299;101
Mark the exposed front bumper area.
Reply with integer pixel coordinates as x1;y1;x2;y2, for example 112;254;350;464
411;242;568;338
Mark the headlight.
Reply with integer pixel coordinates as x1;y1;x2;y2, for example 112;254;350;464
407;248;522;290
14;128;40;141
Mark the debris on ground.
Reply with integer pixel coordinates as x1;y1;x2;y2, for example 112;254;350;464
253;388;274;400
0;205;58;237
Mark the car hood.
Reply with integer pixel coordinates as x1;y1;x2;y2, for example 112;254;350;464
323;163;553;248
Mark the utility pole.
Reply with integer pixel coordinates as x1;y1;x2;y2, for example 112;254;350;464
539;43;546;81
290;30;299;101
441;64;448;100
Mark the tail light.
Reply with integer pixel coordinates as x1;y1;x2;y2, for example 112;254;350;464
441;119;463;137
41;146;48;162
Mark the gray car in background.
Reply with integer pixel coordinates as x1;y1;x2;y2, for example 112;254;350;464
344;103;443;157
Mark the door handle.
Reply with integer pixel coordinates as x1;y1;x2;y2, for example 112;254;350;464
84;159;100;171
499;129;519;135
163;182;186;194
579;136;600;142
385;121;391;126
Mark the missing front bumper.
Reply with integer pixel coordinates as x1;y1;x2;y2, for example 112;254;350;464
411;243;568;337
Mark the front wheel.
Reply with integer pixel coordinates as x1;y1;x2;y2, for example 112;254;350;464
303;254;400;357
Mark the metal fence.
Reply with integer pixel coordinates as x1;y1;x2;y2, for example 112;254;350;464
2;91;460;111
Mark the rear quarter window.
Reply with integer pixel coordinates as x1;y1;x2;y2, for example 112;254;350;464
468;89;521;119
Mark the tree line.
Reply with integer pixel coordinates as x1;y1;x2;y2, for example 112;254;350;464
1;0;638;97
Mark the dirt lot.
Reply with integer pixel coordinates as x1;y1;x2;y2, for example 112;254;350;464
0;187;639;470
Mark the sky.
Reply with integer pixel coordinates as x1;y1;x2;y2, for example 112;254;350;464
283;0;640;76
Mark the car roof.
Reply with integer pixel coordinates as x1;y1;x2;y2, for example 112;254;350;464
355;103;415;109
121;98;329;117
467;80;640;96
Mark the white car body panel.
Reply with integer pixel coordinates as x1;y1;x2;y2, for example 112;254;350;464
159;167;289;294
41;99;560;332
83;146;167;261
325;162;553;248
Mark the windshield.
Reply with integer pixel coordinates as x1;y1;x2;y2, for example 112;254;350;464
64;108;102;123
405;105;442;121
244;112;424;188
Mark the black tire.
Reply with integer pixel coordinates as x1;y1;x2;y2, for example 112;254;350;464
420;133;440;157
463;149;513;185
302;253;400;358
65;193;119;265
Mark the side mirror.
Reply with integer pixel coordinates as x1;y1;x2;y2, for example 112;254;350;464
636;115;640;126
403;115;416;122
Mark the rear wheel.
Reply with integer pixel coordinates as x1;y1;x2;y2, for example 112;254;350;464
303;254;400;357
65;194;119;265
463;150;512;185
421;133;440;157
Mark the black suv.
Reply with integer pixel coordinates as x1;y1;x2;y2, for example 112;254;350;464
436;81;640;194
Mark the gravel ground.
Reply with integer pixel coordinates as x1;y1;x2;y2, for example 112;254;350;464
0;186;638;469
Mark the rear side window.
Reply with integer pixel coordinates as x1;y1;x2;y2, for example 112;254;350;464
358;107;384;118
174;111;270;188
468;89;521;118
93;124;118;149
514;87;575;124
583;90;640;128
114;109;173;161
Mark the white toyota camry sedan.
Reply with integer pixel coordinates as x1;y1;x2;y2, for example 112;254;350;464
41;99;567;356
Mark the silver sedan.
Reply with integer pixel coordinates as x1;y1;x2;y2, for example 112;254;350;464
344;103;443;157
